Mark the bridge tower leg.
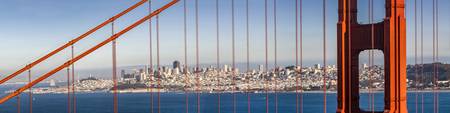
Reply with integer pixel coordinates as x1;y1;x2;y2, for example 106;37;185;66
337;0;407;113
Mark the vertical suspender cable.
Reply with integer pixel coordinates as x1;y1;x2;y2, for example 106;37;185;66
420;0;424;112
112;21;118;113
71;45;76;113
348;0;353;111
369;0;375;111
322;0;327;112
414;0;419;112
231;0;236;113
273;0;278;112
184;0;189;113
216;0;221;112
156;15;161;113
432;0;436;112
67;66;71;113
435;0;440;112
194;0;200;112
245;0;251;113
17;90;20;113
264;0;269;112
299;0;303;112
295;0;299;112
148;1;154;113
28;69;32;113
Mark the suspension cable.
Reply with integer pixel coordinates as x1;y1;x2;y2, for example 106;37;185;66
28;69;32;113
17;91;20;113
435;0;440;112
71;45;76;113
67;66;71;113
216;0;221;112
156;15;161;113
369;0;375;111
295;0;300;112
414;0;419;112
246;0;251;113
194;0;200;112
231;0;237;112
348;0;353;111
183;0;189;113
432;0;436;112
273;0;278;112
264;0;269;112
322;0;327;112
111;21;118;113
148;1;154;113
420;0;424;112
299;0;303;112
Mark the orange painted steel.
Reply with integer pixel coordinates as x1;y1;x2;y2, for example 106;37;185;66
337;0;407;113
0;0;149;85
0;0;180;104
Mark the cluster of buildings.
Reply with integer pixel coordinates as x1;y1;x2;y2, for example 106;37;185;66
117;60;396;92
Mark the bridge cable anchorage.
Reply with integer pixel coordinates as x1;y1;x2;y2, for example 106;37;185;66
156;15;161;113
216;0;221;112
194;0;200;112
148;1;154;113
67;67;71;113
111;20;118;113
245;0;251;113
183;0;189;113
28;69;32;113
264;0;269;112
420;0;424;112
0;0;149;86
322;0;327;112
231;0;237;113
71;45;76;113
273;0;278;112
0;0;179;105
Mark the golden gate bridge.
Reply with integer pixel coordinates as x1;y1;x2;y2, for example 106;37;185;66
0;0;446;113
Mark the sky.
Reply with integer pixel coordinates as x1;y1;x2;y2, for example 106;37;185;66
0;0;450;81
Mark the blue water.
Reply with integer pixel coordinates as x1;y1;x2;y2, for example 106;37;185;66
0;91;449;113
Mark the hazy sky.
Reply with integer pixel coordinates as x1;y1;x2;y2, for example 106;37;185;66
0;0;449;74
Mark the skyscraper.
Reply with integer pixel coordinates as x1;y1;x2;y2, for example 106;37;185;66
173;60;181;69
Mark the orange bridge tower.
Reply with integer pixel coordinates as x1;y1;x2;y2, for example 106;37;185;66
337;0;407;113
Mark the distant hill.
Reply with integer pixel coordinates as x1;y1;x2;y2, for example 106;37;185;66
406;63;450;82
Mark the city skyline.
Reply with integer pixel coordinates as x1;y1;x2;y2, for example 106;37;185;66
0;0;449;72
